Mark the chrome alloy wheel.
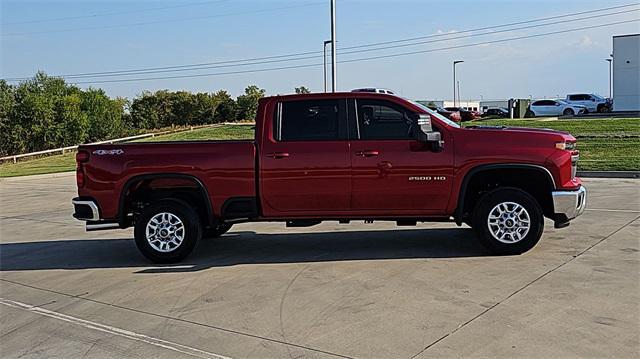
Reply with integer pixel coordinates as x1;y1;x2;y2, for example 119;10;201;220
145;212;185;253
487;202;531;244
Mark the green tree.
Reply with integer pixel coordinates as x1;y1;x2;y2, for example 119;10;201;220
235;85;265;121
295;86;311;94
211;90;236;123
80;88;127;141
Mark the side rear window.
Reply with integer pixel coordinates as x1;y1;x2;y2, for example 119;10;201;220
355;99;415;140
276;99;344;141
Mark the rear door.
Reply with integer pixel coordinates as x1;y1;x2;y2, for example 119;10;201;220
259;98;351;216
349;98;454;214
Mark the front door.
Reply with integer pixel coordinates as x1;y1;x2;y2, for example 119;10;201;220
260;98;351;216
349;99;454;215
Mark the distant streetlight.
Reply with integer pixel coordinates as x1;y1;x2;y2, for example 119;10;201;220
606;57;613;99
323;40;331;93
453;60;464;107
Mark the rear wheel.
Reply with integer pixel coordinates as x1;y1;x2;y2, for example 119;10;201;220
134;199;202;263
472;188;544;255
563;108;574;116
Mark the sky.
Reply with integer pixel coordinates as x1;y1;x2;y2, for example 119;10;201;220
1;0;639;101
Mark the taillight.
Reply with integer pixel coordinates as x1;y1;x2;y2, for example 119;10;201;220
76;150;89;188
76;150;90;163
76;169;85;188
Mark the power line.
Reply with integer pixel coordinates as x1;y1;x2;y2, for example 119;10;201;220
65;18;638;85
0;2;324;37
4;3;638;81
21;7;638;81
0;1;228;26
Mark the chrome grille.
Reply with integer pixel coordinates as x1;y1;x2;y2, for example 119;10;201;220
571;153;579;178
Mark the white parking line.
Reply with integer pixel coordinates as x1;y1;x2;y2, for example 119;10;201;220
586;208;640;213
0;298;232;359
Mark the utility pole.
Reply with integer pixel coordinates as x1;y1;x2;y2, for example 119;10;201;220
453;60;464;107
330;0;337;92
323;40;331;93
606;57;613;99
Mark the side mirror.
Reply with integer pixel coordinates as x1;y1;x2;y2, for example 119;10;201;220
414;114;443;151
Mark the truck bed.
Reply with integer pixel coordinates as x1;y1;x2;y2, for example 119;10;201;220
78;140;256;220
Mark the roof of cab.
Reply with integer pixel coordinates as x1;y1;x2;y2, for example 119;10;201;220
263;92;400;101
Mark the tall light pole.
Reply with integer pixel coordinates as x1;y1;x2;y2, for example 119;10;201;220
323;40;331;93
453;60;464;107
606;57;613;99
330;0;337;92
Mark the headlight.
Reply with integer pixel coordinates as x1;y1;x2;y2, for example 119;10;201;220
555;142;576;150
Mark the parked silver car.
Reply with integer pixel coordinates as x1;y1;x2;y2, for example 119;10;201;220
565;93;612;113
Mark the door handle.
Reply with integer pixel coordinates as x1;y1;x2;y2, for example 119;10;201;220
356;150;380;157
267;152;290;159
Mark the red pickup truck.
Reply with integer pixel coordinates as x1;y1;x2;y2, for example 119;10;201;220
72;92;586;263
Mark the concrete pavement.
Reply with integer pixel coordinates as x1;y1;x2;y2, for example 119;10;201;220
1;174;638;358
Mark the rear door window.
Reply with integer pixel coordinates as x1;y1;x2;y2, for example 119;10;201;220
276;99;347;141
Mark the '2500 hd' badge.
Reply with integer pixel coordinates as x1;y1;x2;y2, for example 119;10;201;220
408;176;446;181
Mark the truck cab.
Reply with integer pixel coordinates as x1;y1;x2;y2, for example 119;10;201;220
73;92;586;263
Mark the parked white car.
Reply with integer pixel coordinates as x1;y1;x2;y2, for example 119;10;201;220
565;93;612;113
527;99;587;117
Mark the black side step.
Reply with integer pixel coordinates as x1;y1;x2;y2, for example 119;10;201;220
286;220;322;228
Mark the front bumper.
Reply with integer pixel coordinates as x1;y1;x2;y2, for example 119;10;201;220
552;186;587;227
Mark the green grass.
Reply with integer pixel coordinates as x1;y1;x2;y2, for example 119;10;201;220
468;118;640;171
136;124;254;142
0;152;77;178
1;120;638;177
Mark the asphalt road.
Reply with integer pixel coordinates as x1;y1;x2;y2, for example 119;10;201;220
1;173;638;359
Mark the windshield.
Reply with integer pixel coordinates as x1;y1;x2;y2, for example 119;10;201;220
409;100;461;128
591;94;605;100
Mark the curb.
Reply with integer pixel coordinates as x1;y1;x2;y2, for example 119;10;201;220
577;171;640;179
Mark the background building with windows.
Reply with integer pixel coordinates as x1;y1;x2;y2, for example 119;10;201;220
612;34;640;111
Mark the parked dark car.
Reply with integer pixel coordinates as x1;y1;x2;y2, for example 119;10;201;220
482;108;509;118
445;107;481;121
428;106;462;122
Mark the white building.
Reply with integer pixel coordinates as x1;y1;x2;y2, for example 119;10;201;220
613;34;640;111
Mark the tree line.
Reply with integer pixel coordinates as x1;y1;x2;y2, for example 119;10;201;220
0;72;275;156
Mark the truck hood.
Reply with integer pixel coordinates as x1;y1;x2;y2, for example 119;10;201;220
463;125;575;141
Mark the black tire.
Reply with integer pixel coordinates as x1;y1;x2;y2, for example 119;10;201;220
472;187;544;255
597;104;611;113
203;223;233;239
525;110;535;118
563;108;574;116
134;199;202;263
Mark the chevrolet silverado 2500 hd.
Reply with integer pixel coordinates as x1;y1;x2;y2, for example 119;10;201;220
73;93;586;263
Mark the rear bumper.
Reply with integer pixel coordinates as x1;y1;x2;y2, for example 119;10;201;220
552;186;587;228
72;198;100;221
72;197;119;231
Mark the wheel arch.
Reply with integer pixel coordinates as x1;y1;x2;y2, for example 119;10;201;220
118;173;214;227
454;164;556;225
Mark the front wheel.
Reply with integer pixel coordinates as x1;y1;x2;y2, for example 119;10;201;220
472;188;544;255
134;199;202;263
563;108;574;116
